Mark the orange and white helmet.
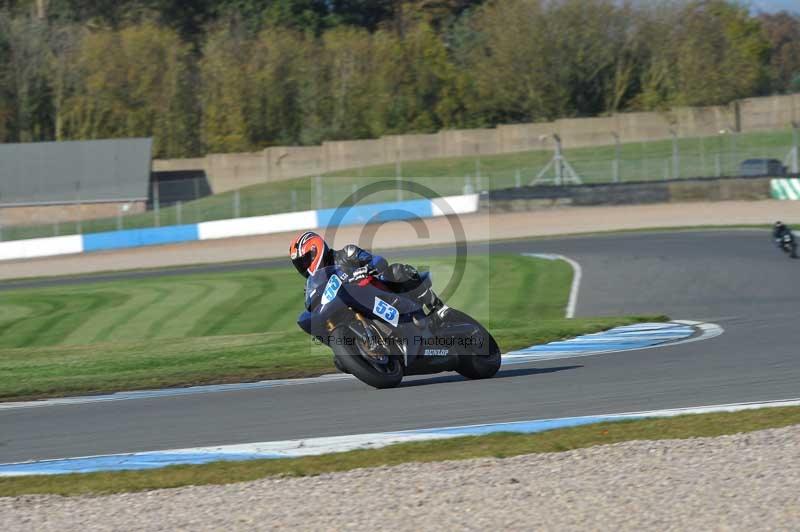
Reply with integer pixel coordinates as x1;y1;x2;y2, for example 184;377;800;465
289;231;330;278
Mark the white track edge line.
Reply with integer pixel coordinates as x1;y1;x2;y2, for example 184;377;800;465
522;253;582;318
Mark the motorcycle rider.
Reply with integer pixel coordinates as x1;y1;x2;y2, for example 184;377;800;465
773;221;798;258
289;231;445;313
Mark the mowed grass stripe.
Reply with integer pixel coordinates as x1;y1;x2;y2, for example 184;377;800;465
0;300;56;345
145;281;216;338
0;304;34;324
201;274;304;336
191;275;276;337
168;279;252;338
73;286;172;345
1;293;122;348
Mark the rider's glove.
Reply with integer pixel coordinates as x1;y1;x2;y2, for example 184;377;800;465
350;266;372;282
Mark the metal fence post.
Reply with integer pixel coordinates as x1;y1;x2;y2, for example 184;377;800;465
515;169;521;188
233;190;241;218
53;221;59;236
612;132;621;183
176;201;182;226
670;130;680;179
699;137;707;176
792;122;800;173
152;182;160;228
554;136;564;186
715;154;722;177
75;181;83;234
315;176;323;210
463;176;474;195
395;150;402;180
475;144;482;180
396;175;403;202
719;128;737;176
640;145;646;181
117;206;123;231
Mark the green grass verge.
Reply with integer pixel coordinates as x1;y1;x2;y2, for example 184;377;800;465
3;128;794;241
0;254;661;401
2;406;797;497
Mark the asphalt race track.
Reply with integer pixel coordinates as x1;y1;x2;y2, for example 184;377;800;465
2;230;799;463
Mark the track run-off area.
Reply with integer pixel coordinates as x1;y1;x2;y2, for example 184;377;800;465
1;230;799;466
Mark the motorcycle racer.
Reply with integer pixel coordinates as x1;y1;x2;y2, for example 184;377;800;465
289;231;445;312
773;221;798;258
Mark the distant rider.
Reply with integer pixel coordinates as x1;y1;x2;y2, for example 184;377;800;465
773;221;798;258
289;231;445;312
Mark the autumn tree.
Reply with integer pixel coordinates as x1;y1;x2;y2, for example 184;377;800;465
199;22;251;152
60;22;198;156
0;13;54;142
760;12;800;93
638;0;771;107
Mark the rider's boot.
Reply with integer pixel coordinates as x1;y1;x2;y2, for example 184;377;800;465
419;286;448;324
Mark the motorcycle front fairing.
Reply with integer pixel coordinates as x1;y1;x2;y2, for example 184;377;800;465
298;267;354;344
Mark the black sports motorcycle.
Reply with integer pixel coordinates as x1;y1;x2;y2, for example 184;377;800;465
298;266;501;389
778;232;798;259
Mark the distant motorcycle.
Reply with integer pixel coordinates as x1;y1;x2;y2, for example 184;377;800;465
777;232;798;259
297;266;501;389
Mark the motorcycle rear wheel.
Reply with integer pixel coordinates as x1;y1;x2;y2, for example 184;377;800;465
331;326;404;389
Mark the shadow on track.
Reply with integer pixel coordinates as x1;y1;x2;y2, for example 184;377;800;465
397;365;582;388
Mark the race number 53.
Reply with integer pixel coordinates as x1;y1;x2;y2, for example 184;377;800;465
373;297;399;327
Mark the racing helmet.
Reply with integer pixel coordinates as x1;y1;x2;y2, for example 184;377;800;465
289;231;330;278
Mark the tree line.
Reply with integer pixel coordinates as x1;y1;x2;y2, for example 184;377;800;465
1;0;799;158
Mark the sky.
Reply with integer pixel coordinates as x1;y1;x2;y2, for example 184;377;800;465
748;0;800;14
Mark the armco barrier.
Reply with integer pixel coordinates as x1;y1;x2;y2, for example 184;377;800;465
0;194;479;262
771;179;800;200
486;175;779;213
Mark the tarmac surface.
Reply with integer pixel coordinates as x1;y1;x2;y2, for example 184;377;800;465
1;229;799;463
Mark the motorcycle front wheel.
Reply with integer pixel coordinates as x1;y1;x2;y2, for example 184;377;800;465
331;325;404;389
440;309;501;380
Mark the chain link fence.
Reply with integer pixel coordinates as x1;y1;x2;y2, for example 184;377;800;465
1;130;798;243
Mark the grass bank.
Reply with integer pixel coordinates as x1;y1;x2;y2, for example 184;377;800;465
2;406;797;497
0;254;661;401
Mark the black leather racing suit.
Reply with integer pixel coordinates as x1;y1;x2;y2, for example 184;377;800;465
773;224;792;242
325;244;441;308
